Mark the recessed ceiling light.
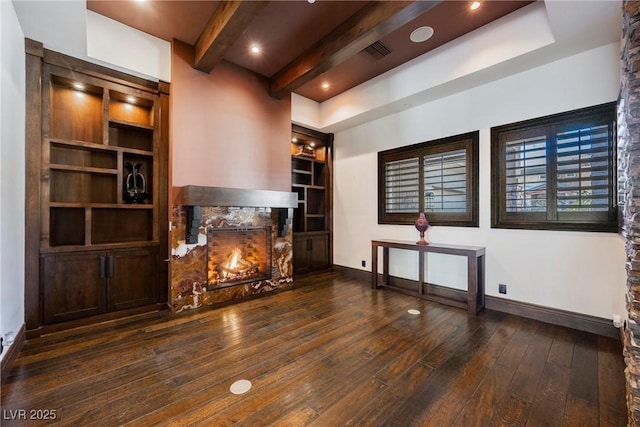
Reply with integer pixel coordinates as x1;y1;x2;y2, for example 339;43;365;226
292;137;298;143
309;142;316;148
250;44;261;54
126;96;136;104
308;0;316;3
72;82;85;90
470;1;481;10
410;26;434;43
321;82;330;89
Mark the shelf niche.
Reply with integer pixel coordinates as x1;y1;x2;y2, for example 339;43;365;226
50;76;103;144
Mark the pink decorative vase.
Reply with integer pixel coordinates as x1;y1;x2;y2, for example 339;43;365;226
415;213;430;245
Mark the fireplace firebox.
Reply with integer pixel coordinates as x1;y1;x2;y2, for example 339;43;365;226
206;226;272;289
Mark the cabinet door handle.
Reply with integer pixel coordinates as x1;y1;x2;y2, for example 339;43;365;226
107;255;114;278
99;256;106;279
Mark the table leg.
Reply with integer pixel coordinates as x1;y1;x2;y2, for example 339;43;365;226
371;244;378;289
382;247;389;286
418;252;424;295
467;256;478;315
477;254;485;311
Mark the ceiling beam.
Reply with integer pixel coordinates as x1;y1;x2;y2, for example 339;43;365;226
269;0;440;99
194;0;269;73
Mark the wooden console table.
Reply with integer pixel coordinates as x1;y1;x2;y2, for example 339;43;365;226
371;239;485;315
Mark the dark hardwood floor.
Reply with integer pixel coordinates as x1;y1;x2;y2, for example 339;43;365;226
1;271;627;426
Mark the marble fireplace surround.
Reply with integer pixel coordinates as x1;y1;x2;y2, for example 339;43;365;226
171;186;297;313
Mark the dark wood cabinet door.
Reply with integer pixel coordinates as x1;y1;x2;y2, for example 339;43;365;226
107;247;158;312
309;234;329;270
293;232;330;274
293;235;311;274
42;253;106;324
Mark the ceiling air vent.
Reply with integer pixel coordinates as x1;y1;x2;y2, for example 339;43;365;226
361;41;391;61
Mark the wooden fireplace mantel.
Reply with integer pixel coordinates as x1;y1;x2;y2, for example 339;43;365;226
174;185;298;208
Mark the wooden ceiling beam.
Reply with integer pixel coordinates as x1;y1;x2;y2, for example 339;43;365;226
269;0;440;99
194;0;269;73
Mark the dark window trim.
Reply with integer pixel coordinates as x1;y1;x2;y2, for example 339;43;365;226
491;102;618;232
378;131;479;227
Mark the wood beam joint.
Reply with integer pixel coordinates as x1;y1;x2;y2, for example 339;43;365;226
194;0;269;73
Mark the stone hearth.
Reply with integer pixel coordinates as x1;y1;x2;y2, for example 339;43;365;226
170;186;297;312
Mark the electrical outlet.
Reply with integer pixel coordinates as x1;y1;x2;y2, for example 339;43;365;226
613;314;622;328
499;284;507;294
361;260;366;267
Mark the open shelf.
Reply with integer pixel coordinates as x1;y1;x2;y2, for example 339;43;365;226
292;171;312;186
292;157;313;172
306;217;326;232
109;90;154;127
313;162;326;185
307;188;325;215
50;80;103;144
123;154;153;205
50;142;117;169
91;209;154;244
50;207;85;246
50;170;117;204
292;186;305;201
109;121;154;151
294;202;305;233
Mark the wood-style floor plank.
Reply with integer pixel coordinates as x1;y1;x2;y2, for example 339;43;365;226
0;271;627;426
597;335;627;426
418;313;522;426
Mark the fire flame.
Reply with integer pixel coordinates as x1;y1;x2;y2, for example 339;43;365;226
217;246;258;283
225;247;242;270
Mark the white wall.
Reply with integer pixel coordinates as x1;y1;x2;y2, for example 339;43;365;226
86;10;171;82
1;1;26;361
12;1;171;82
333;42;626;320
12;0;87;60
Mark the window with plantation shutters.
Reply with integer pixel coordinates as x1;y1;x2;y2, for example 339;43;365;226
491;102;617;232
378;131;479;227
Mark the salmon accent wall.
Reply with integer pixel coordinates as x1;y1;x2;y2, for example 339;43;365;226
171;39;291;192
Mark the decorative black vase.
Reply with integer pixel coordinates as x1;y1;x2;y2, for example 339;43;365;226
124;162;148;204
